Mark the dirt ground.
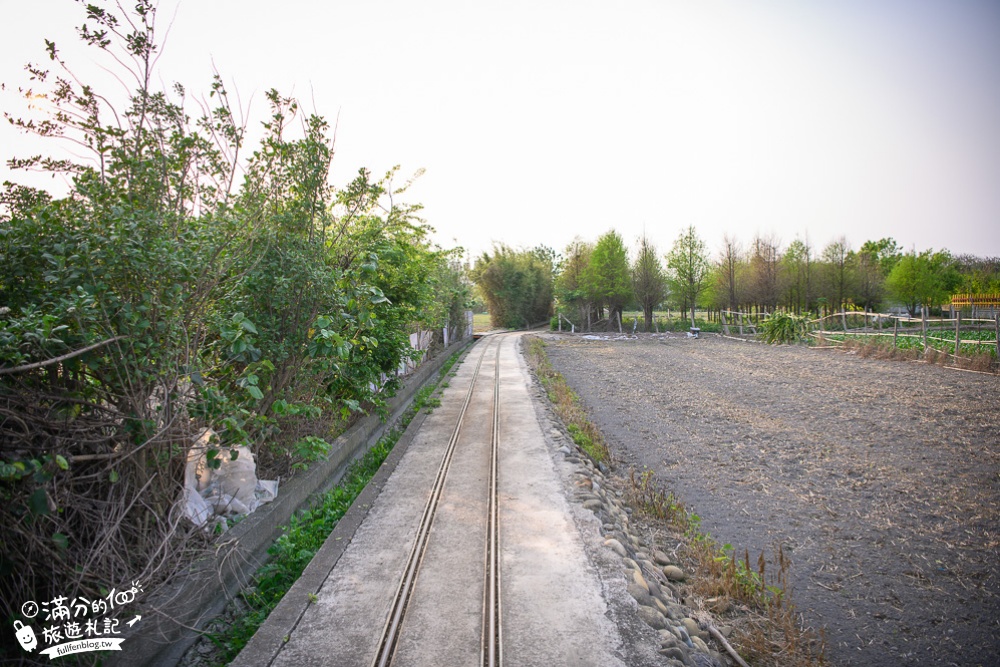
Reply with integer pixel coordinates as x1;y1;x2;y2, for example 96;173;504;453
541;333;1000;667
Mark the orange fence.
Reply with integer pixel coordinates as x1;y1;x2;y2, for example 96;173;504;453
950;293;1000;308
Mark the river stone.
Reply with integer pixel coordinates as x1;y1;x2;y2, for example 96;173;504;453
604;537;628;557
691;635;710;653
653;596;670;617
631;568;649;592
582;498;604;510
682;617;707;640
637;605;669;630
659;630;679;647
663;565;687;581
627;583;655;607
659;646;689;663
646;577;662;598
653;549;672;566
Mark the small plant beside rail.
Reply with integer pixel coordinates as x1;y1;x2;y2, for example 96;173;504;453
524;337;611;464
203;351;462;663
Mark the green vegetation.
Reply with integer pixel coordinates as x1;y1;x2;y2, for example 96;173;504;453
665;225;712;327
584;231;632;327
759;312;809;345
470;245;554;328
886;249;959;316
0;0;467;634
631;235;667;332
524;337;610;464
626;470;826;667
207;380;445;662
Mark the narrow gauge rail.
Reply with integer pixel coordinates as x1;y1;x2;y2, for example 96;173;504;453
372;336;504;667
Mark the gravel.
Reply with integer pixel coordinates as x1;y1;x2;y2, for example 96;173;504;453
542;332;1000;667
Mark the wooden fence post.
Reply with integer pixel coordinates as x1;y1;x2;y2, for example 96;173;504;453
954;312;961;356
893;316;898;350
922;307;928;353
842;311;848;332
721;311;730;336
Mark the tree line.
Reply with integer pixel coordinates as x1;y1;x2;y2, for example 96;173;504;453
473;229;1000;331
0;0;468;629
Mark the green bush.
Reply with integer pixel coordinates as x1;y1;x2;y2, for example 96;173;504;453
759;312;808;344
0;0;468;636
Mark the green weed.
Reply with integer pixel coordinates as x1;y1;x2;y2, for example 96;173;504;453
525;337;610;464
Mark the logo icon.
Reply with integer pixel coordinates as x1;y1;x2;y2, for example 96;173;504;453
14;620;37;652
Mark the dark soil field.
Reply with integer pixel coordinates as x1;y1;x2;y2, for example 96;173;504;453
542;333;1000;667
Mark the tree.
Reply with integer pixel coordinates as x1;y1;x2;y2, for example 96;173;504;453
470;245;553;328
780;237;813;314
855;238;901;311
886;249;953;316
820;236;856;312
584;230;632;328
0;0;469;625
555;238;593;326
714;234;745;312
665;225;711;326
631;234;666;331
748;234;781;313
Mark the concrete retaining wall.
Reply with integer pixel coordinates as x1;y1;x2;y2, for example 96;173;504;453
110;338;471;667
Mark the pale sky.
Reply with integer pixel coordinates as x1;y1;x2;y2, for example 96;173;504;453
2;0;999;261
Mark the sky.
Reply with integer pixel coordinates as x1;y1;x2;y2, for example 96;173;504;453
2;0;999;262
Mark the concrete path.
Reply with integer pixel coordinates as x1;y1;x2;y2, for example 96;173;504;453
232;333;661;667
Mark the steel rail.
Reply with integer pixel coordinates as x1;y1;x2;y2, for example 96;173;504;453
481;339;503;666
370;336;498;667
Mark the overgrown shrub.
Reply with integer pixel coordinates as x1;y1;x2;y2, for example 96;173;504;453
0;1;466;650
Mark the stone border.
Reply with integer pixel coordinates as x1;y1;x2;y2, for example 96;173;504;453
111;338;471;667
521;336;731;667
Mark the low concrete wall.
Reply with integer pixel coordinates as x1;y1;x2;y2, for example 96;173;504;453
111;338;471;667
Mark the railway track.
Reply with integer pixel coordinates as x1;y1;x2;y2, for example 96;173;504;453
238;331;639;667
372;335;504;667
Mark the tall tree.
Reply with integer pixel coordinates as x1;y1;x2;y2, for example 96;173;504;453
749;233;781;312
585;230;632;328
470;245;553;328
855;237;901;311
780;238;812;314
886;249;959;316
820;236;856;312
631;234;667;331
714;234;745;312
555;238;593;326
666;225;711;326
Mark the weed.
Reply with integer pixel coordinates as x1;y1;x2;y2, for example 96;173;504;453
626;468;826;666
524;337;611;464
204;350;460;662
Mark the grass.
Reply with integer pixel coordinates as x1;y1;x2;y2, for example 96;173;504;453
524;336;611;465
205;351;460;664
626;470;827;667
